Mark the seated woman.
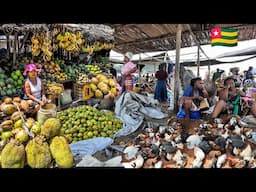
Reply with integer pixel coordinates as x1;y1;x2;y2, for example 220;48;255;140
181;77;208;119
211;76;256;119
23;64;48;117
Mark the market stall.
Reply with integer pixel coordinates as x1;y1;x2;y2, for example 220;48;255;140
0;24;125;168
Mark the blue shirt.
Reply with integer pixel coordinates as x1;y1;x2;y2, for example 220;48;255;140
183;86;203;107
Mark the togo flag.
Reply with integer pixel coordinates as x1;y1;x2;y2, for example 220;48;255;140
211;27;238;46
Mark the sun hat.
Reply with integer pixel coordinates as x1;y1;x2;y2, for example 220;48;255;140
124;52;133;60
23;64;41;75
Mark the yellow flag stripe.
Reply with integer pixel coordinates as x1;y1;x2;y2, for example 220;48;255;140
221;31;238;37
211;38;238;44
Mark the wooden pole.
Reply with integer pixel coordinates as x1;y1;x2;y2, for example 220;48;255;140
208;60;211;78
139;53;141;83
197;45;200;77
186;24;210;61
13;32;18;65
6;34;10;60
17;35;20;55
19;32;30;53
174;24;182;113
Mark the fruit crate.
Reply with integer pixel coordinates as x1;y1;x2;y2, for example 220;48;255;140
73;82;93;101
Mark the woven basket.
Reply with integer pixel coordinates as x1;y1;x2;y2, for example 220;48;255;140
73;82;92;100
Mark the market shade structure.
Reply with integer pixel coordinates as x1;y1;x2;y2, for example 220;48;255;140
110;24;256;112
110;24;256;54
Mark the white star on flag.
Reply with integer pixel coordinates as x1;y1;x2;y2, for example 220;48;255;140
213;30;219;36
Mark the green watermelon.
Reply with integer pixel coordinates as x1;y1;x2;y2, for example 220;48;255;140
17;79;23;86
6;78;14;84
7;84;13;89
6;89;12;96
0;90;6;96
13;81;18;87
15;70;22;77
11;88;16;95
0;81;5;87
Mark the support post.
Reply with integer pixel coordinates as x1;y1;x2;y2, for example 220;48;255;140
6;34;10;60
13;32;18;65
174;24;182;113
197;45;200;77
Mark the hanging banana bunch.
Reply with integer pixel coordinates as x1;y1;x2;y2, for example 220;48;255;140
31;32;53;61
31;33;41;56
56;30;84;54
82;41;115;55
41;31;53;61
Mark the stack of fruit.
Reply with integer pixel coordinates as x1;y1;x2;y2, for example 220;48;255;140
62;64;88;80
89;74;117;99
76;73;90;84
39;61;69;82
43;61;61;74
0;114;74;168
85;65;102;75
56;105;123;143
43;81;64;96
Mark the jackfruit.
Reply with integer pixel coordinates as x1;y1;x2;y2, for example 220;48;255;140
25;136;52;168
50;136;74;168
41;118;61;139
1;140;25;168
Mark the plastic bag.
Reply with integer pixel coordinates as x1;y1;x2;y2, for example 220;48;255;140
61;89;72;105
76;155;123;167
70;137;113;156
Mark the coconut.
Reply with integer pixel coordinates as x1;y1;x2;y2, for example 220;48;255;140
4;97;12;104
13;97;21;103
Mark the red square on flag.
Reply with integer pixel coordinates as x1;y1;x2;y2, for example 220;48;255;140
211;27;221;39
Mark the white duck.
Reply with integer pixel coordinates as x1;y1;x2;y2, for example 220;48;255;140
240;144;252;161
216;154;227;168
186;134;202;149
192;147;205;168
122;153;144;168
154;160;163;168
173;149;185;167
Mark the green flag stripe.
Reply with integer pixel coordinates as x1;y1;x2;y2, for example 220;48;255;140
221;28;238;32
221;35;238;40
212;42;237;46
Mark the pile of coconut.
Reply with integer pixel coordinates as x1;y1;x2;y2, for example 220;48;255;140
121;117;256;168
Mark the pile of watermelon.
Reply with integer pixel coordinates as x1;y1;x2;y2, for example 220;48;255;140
0;67;24;97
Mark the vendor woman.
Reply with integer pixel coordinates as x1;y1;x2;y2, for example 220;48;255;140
121;52;137;93
23;64;47;116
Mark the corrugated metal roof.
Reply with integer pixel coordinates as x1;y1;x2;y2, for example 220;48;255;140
111;24;256;54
